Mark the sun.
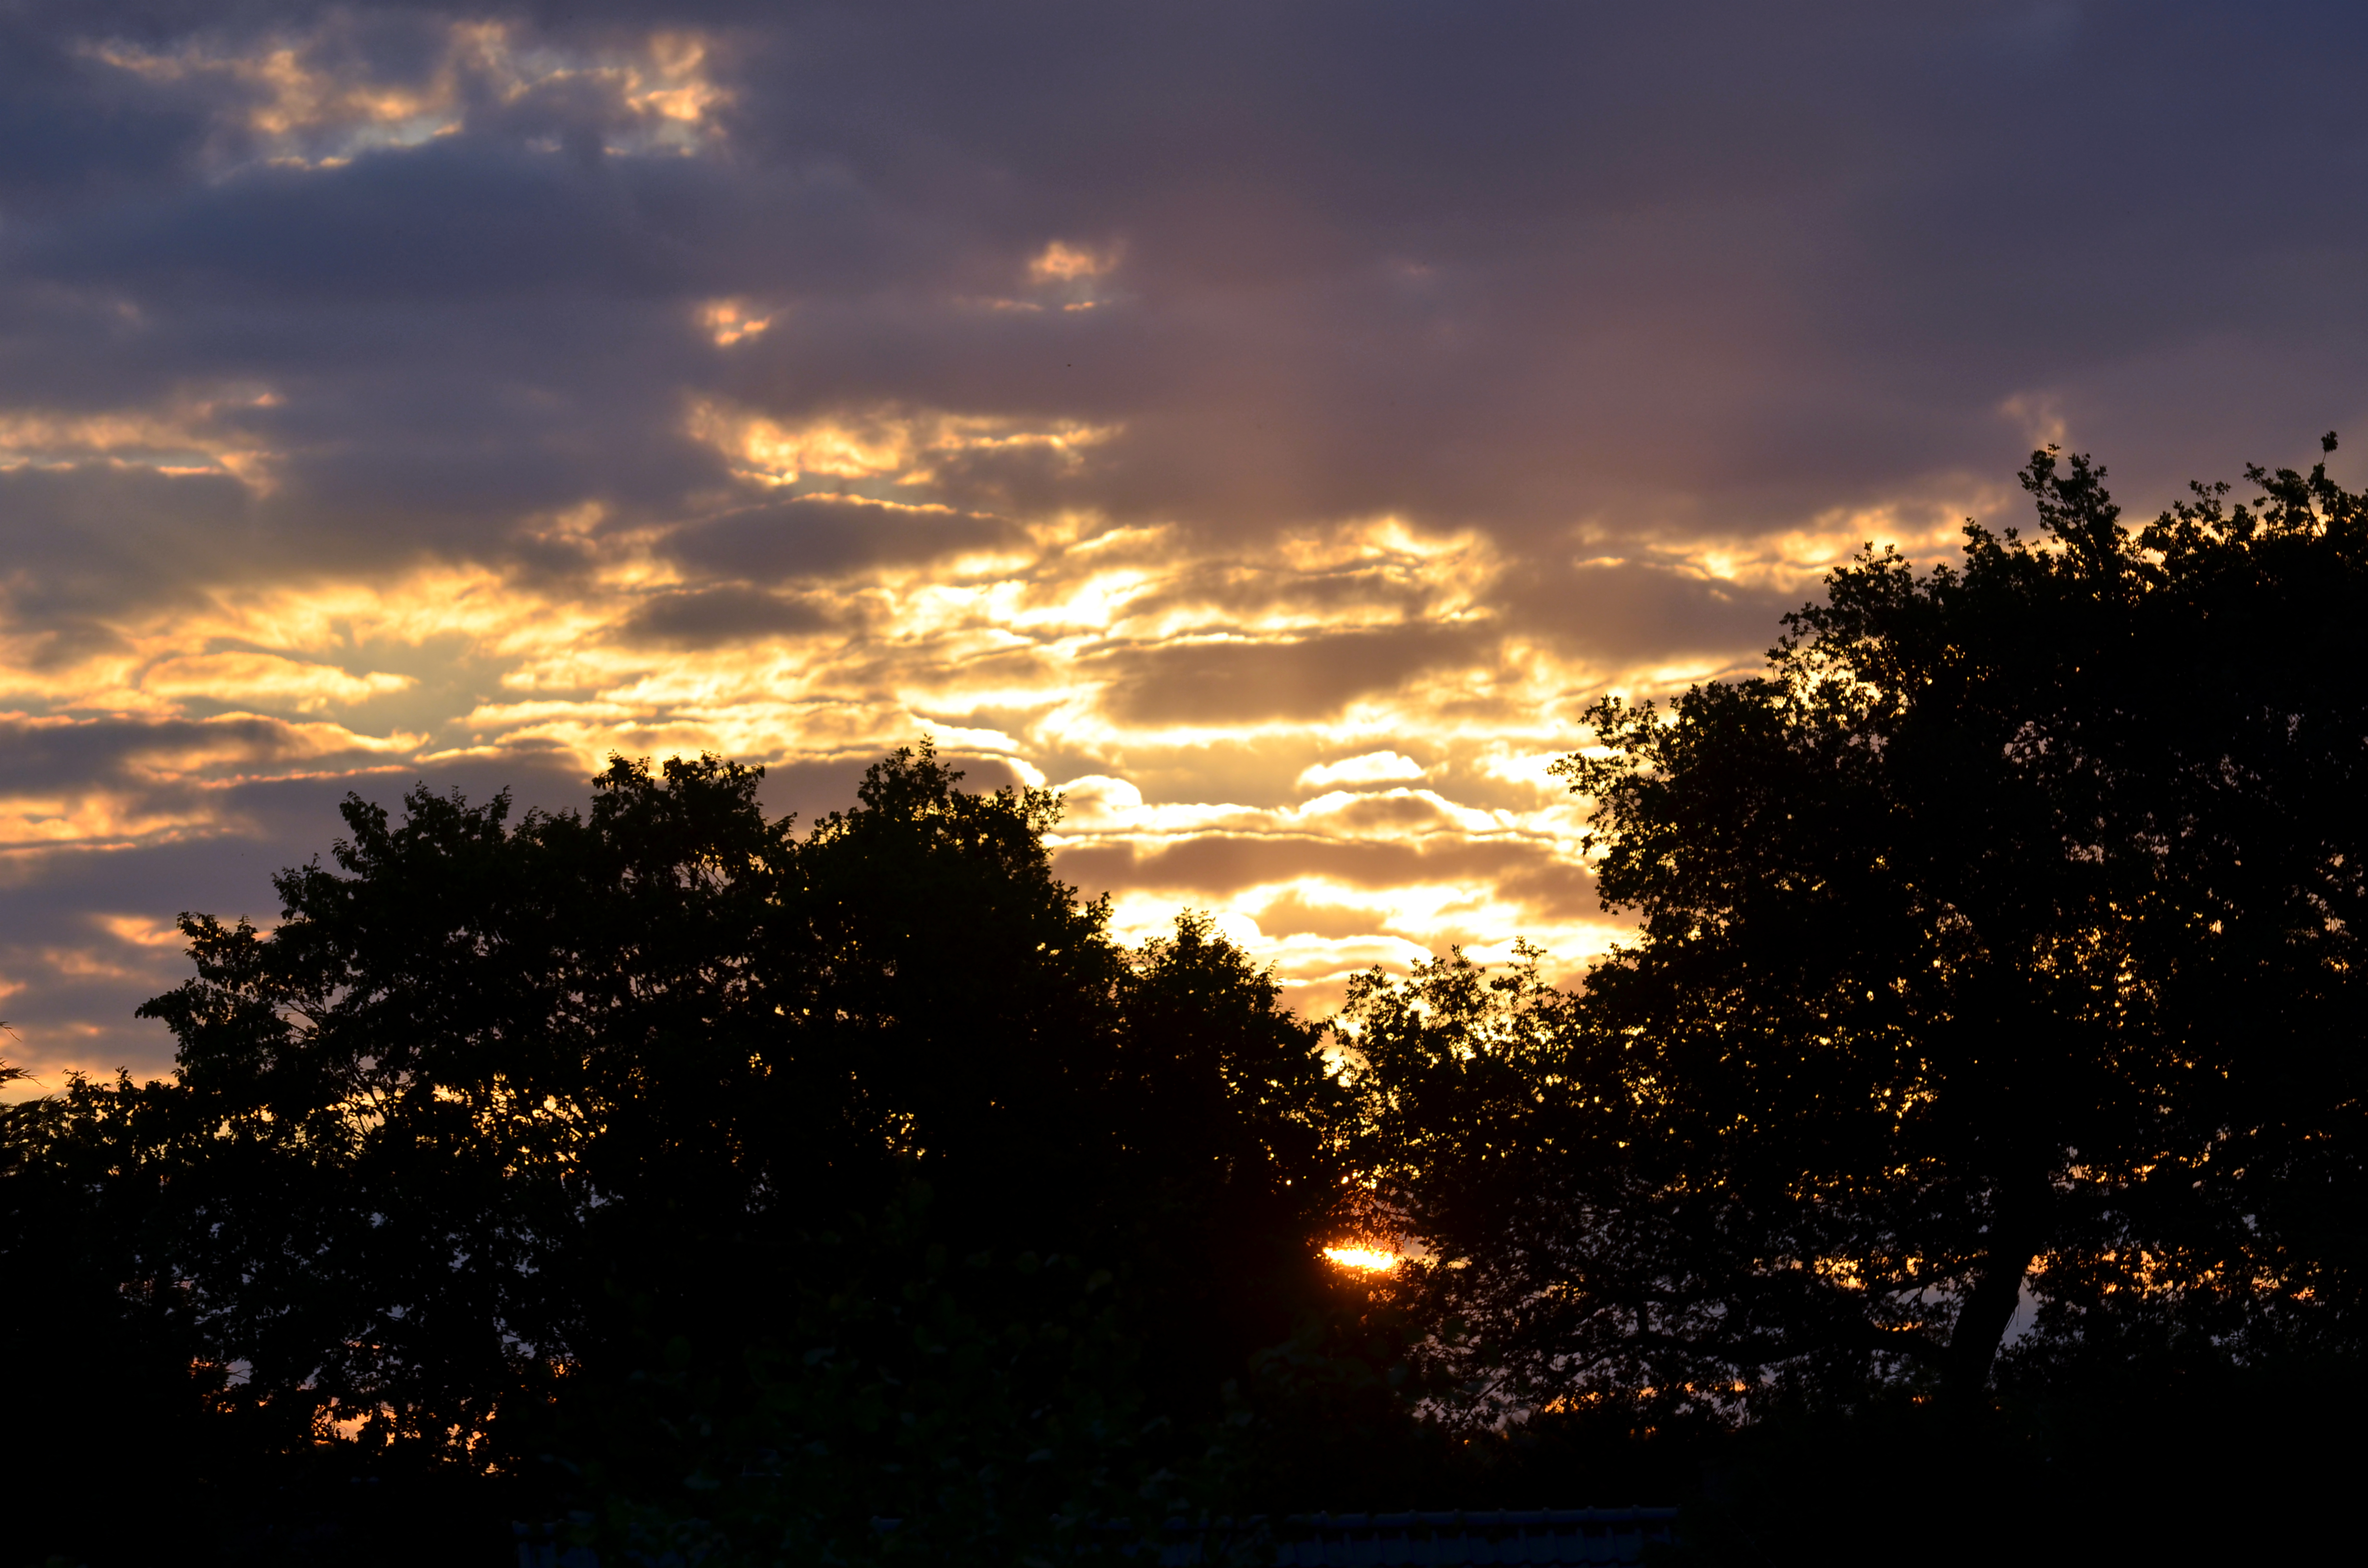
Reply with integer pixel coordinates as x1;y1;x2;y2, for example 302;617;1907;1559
1322;1245;1398;1272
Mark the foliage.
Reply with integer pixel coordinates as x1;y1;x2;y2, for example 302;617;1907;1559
6;744;1355;1560
556;1188;1182;1568
1352;439;2368;1422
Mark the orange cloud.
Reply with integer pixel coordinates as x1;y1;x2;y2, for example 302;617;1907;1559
140;653;414;713
1028;241;1119;283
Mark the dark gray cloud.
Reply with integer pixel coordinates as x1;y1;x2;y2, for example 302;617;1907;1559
615;585;833;648
1503;560;1801;666
0;464;255;632
1087;624;1489;724
0;711;386;792
671;495;1020;581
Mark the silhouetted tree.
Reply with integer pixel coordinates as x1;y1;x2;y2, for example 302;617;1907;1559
18;744;1353;1558
556;1187;1186;1567
1;1052;268;1564
1354;439;2368;1423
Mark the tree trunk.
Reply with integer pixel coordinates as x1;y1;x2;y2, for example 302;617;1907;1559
1941;1180;2049;1403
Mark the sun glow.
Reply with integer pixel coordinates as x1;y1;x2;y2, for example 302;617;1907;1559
1322;1246;1399;1273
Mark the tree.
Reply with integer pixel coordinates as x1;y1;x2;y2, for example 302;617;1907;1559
1353;439;2368;1421
554;1188;1181;1568
21;743;1351;1551
1;1051;272;1564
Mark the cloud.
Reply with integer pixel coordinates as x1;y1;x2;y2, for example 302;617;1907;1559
615;586;833;648
0;712;412;796
139;652;414;711
1087;624;1492;725
1028;242;1118;284
1298;752;1425;791
7;0;2368;1085
669;494;1022;580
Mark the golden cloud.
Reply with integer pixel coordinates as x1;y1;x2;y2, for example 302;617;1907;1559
688;399;1119;490
0;463;1854;1081
140;652;414;713
0;390;281;485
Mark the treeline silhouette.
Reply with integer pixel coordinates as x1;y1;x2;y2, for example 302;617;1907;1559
4;443;2364;1565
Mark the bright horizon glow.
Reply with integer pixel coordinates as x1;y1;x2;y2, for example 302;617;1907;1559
1322;1246;1400;1273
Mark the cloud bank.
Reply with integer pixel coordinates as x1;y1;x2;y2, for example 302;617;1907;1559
5;0;2366;1082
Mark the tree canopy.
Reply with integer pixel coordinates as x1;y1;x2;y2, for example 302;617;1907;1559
1352;440;2368;1420
2;745;1358;1564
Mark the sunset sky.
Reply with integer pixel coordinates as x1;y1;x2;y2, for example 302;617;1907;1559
4;1;2365;1089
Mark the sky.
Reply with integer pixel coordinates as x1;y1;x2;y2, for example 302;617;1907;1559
4;0;2367;1090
